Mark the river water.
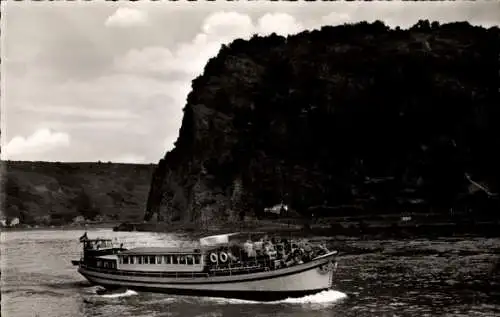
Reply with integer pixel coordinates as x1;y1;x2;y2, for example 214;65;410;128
1;229;499;317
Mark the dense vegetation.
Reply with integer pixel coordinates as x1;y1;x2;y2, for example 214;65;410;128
146;20;499;226
1;161;155;226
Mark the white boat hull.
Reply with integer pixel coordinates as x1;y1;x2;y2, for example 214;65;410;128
78;254;336;301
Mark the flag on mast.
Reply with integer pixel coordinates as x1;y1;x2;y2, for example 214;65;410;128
79;232;88;242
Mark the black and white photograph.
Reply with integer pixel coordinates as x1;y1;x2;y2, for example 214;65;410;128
1;0;499;316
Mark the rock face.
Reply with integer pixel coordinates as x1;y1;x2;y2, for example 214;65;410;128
145;21;500;226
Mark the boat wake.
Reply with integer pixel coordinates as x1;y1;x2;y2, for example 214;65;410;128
279;289;348;304
82;286;139;302
99;289;138;299
81;287;346;308
200;289;347;306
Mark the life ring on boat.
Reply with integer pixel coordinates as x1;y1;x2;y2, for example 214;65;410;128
219;252;228;263
210;252;218;263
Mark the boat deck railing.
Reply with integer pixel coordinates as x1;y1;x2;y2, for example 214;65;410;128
209;257;282;275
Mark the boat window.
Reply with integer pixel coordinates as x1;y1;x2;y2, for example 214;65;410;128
96;261;102;267
179;255;186;265
172;256;178;264
149;256;155;264
194;255;201;264
186;255;194;265
138;256;143;264
123;256;129;264
156;256;162;264
163;255;170;264
130;256;135;264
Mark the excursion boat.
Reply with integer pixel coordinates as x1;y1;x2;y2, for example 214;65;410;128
73;232;338;301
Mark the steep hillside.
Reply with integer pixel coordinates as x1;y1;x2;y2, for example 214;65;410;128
146;20;500;228
1;161;155;225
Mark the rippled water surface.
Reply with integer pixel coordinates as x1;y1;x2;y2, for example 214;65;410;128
2;229;499;317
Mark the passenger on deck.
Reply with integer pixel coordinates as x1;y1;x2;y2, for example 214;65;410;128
302;244;312;262
227;249;238;262
254;239;264;254
244;240;256;257
264;240;277;260
229;244;241;262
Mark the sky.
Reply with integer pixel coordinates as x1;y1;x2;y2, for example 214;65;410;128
1;1;499;164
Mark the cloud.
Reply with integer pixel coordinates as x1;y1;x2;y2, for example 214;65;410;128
2;129;71;160
113;12;306;78
110;11;306;155
202;11;254;38
108;11;319;158
320;12;352;26
105;8;149;28
257;13;304;36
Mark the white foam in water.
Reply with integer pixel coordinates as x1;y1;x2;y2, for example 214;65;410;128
100;289;138;298
202;289;347;306
279;290;347;304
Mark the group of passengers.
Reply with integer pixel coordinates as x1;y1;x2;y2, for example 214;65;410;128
236;235;329;267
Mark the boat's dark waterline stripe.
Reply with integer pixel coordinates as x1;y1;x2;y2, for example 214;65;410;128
80;261;329;285
89;284;331;302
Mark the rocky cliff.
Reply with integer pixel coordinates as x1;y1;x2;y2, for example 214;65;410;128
146;21;500;227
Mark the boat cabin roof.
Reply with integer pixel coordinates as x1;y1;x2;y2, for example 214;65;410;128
85;238;113;242
97;254;119;261
119;247;201;256
197;232;269;247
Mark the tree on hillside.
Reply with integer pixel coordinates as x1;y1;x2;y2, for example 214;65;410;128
72;190;100;220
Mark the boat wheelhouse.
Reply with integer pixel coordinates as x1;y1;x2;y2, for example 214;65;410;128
74;232;338;301
71;234;125;266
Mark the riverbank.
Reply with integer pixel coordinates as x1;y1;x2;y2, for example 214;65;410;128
0;222;119;232
110;217;500;239
4;215;500;240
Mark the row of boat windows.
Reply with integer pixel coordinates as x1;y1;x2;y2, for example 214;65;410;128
119;255;202;265
96;261;116;269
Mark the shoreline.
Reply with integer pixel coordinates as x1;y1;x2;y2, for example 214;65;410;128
1;223;117;232
4;219;499;240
